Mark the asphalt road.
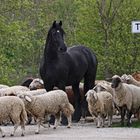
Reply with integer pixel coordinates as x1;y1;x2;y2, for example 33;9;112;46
1;118;140;140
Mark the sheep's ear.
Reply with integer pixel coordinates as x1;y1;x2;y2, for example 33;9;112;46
25;96;32;102
39;79;44;85
93;85;97;90
93;92;98;101
100;85;108;90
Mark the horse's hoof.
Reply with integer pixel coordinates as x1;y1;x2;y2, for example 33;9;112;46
67;126;71;128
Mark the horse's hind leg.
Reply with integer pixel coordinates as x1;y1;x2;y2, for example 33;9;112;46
72;83;82;122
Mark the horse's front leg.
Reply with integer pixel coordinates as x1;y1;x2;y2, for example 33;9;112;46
72;83;82;122
44;81;54;92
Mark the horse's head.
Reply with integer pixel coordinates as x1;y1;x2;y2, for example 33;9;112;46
47;21;67;53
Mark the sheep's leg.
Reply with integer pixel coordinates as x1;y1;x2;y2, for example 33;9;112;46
97;115;101;128
67;115;72;128
91;115;96;122
20;120;25;136
10;118;20;136
0;127;5;137
108;115;112;127
126;110;132;127
40;117;48;128
120;107;126;126
26;113;32;125
102;117;105;127
20;125;25;136
53;113;61;129
44;115;51;127
35;119;41;134
11;123;19;136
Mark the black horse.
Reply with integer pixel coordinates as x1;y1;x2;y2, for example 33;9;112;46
40;21;98;122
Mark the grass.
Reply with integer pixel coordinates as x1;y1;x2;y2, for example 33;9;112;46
112;120;140;128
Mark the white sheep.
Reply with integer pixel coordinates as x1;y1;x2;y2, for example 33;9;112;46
0;96;27;137
18;90;74;134
121;74;140;87
0;84;9;89
111;75;140;126
94;81;113;94
86;89;113;128
17;89;47;96
121;74;140;120
16;89;48;125
93;81;120;116
0;85;29;97
29;78;44;90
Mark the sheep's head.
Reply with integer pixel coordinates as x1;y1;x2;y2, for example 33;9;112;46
85;89;98;103
121;74;133;84
94;81;110;93
29;78;44;90
111;75;122;89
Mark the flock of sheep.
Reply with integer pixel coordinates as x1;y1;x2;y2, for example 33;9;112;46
0;72;140;137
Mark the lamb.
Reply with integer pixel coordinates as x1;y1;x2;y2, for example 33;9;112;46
86;89;113;128
0;85;29;97
0;96;27;137
121;74;140;87
93;81;120;115
111;75;140;126
18;90;74;134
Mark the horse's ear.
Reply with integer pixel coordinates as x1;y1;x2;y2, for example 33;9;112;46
52;21;56;27
59;21;62;26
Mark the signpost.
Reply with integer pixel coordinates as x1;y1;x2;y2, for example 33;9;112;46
132;21;140;33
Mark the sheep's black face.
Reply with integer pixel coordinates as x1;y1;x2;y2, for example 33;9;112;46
111;77;121;88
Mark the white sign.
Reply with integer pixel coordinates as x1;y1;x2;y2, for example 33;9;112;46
132;21;140;33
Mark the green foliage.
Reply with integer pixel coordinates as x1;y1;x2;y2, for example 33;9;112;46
0;0;140;85
112;120;140;128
